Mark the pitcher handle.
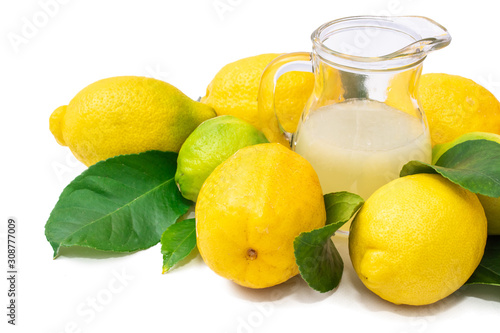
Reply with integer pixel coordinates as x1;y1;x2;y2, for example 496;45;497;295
257;52;312;147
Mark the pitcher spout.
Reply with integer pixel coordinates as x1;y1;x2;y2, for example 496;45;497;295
386;16;452;58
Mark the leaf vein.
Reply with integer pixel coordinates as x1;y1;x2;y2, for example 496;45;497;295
61;178;175;245
164;229;196;267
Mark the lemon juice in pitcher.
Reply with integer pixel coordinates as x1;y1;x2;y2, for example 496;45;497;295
293;99;431;200
258;16;451;214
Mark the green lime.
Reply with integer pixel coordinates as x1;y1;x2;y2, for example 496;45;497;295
175;115;268;202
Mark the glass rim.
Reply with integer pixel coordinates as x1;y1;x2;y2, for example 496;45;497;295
311;15;450;68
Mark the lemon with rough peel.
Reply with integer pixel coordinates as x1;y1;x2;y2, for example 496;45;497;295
432;131;500;235
50;76;216;166
175;115;268;202
200;54;314;144
349;173;487;306
418;73;500;146
196;143;326;289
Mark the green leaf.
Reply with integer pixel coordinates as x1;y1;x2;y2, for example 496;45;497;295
161;218;197;273
400;140;500;197
45;151;192;258
294;192;364;292
466;236;500;286
294;223;344;293
324;191;365;225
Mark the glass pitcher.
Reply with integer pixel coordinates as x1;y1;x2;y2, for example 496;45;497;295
258;16;451;202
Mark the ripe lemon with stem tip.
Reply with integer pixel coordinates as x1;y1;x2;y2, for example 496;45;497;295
196;143;326;289
50;76;215;166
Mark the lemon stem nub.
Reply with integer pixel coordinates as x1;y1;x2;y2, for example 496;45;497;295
246;248;258;260
49;105;68;146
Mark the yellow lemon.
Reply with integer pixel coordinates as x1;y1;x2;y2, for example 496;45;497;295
50;76;216;166
418;73;500;146
196;143;325;289
200;54;314;145
349;173;487;306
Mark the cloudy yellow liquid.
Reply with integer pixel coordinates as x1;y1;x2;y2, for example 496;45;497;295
294;99;431;202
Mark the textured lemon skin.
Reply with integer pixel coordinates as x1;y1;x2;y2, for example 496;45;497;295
200;54;314;143
49;76;216;166
418;73;500;146
196;143;326;289
349;174;487;306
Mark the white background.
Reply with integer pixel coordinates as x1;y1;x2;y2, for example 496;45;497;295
2;0;500;332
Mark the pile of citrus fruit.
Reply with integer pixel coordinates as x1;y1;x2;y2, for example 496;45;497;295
49;53;500;306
